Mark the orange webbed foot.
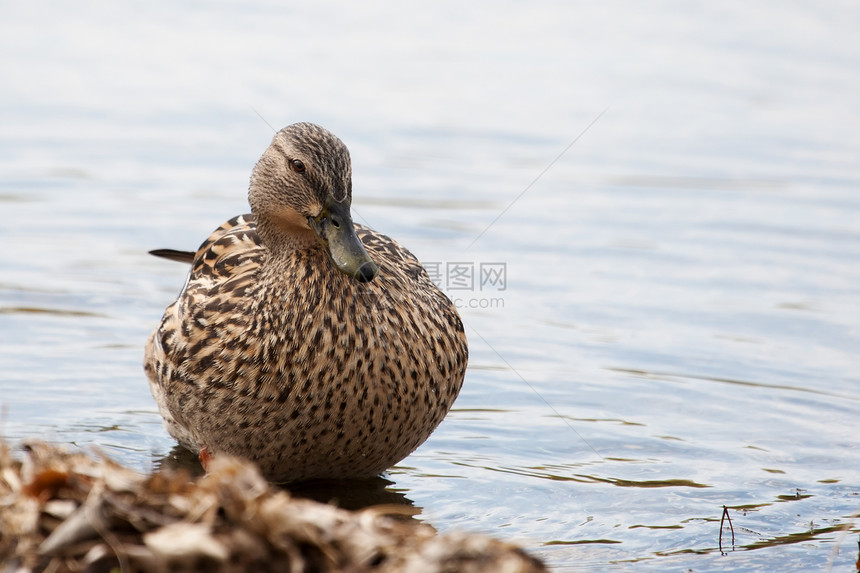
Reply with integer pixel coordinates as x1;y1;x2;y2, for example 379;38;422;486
199;446;213;471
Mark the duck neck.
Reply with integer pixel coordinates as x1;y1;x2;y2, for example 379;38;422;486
255;215;336;279
256;214;314;249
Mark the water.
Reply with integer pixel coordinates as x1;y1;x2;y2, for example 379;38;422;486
2;1;859;570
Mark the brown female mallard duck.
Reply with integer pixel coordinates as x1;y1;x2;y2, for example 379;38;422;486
144;122;468;482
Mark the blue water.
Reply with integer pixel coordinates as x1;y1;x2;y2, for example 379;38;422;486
2;1;859;570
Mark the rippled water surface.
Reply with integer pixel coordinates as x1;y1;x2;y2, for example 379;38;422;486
2;2;859;570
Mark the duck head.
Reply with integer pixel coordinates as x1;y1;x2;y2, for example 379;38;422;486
249;122;378;283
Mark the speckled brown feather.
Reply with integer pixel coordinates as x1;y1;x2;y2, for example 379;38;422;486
145;124;468;482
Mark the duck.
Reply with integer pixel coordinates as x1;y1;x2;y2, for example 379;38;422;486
144;122;468;483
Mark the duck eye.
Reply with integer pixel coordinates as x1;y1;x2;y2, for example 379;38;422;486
290;159;306;174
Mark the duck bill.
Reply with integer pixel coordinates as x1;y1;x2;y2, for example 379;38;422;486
309;201;379;283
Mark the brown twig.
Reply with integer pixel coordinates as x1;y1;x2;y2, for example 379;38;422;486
719;505;735;555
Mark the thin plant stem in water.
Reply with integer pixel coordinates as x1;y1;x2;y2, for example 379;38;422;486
719;505;735;555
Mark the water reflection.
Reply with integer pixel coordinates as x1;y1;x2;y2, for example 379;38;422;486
156;444;418;513
287;478;417;514
607;366;860;402
0;306;107;318
461;462;712;489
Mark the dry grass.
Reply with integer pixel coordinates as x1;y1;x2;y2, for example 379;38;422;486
0;441;546;572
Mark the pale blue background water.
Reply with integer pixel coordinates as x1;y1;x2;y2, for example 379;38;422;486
2;2;859;570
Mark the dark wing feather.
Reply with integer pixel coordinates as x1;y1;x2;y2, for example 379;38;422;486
149;249;196;264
